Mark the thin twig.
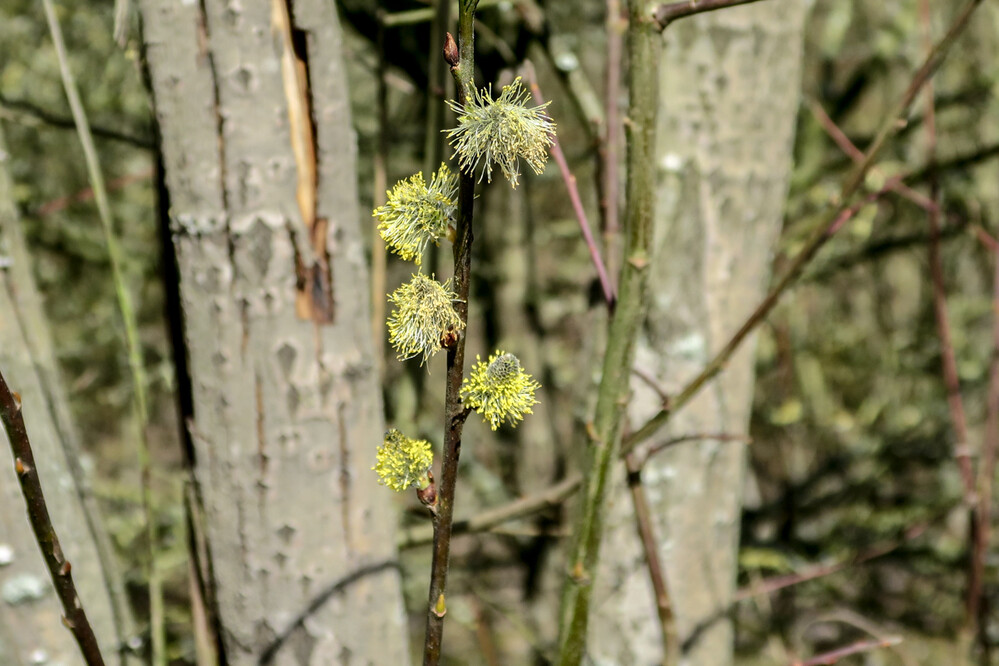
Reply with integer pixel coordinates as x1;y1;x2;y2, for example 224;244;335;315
372;14;389;379
735;521;931;602
623;181;897;455
972;185;999;665
917;1;981;644
382;0;507;27
40;2;164;662
525;70;616;306
633;432;750;469
0;368;106;666
625;452;679;664
400;475;581;549
423;10;478;663
806;98;935;211
601;0;624;285
0;94;152;149
654;0;770;29
791;636;902;666
622;0;987;454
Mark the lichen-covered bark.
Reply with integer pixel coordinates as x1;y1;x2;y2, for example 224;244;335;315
591;5;807;664
138;1;409;663
0;125;131;664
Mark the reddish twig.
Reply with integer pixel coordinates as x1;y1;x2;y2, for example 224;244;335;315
918;0;975;499
625;452;680;663
735;521;931;602
0;368;106;666
971;224;999;253
972;201;999;661
806;99;935;211
622;0;987;454
792;637;902;666
634;432;750;469
654;0;770;29
525;68;616;306
623;180;897;455
35;167;154;217
601;0;625;286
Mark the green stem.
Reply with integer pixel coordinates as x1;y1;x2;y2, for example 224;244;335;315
41;1;163;663
422;5;476;665
622;0;986;456
556;1;661;663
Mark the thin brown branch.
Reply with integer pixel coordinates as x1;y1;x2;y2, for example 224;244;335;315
623;181;897;455
525;69;616;306
633;432;750;469
371;14;389;379
0;368;106;666
625;452;679;664
972;224;999;253
806;98;935;211
972;212;999;662
654;0;770;29
423;14;477;664
920;9;975;506
735;521;931;602
622;0;986;454
791;637;902;666
401;474;581;549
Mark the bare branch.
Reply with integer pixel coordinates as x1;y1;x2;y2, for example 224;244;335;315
654;0;770;29
0;368;106;666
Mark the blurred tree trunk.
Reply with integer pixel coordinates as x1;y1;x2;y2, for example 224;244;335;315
138;1;410;664
592;5;807;664
0;124;133;663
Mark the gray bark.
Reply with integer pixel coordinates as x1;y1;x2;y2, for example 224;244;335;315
0;124;133;663
591;5;807;664
138;0;409;663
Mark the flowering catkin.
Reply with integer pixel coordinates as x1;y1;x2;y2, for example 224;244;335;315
374;164;457;265
446;77;555;189
373;429;434;491
461;350;540;430
387;273;464;365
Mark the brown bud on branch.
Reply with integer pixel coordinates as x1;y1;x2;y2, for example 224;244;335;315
443;32;459;69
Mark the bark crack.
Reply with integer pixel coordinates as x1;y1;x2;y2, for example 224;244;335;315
272;0;334;324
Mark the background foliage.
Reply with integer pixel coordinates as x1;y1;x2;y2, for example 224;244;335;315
1;0;998;662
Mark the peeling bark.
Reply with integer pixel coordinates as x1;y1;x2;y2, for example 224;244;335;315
591;5;807;664
138;0;409;663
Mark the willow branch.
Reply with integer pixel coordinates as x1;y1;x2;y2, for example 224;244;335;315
793;637;902;666
400;475;581;549
0;369;106;666
653;0;770;28
625;453;679;664
422;10;477;664
623;0;987;454
556;0;662;661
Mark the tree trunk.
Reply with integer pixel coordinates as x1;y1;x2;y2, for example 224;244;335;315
138;1;410;663
0;124;133;663
591;5;807;664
